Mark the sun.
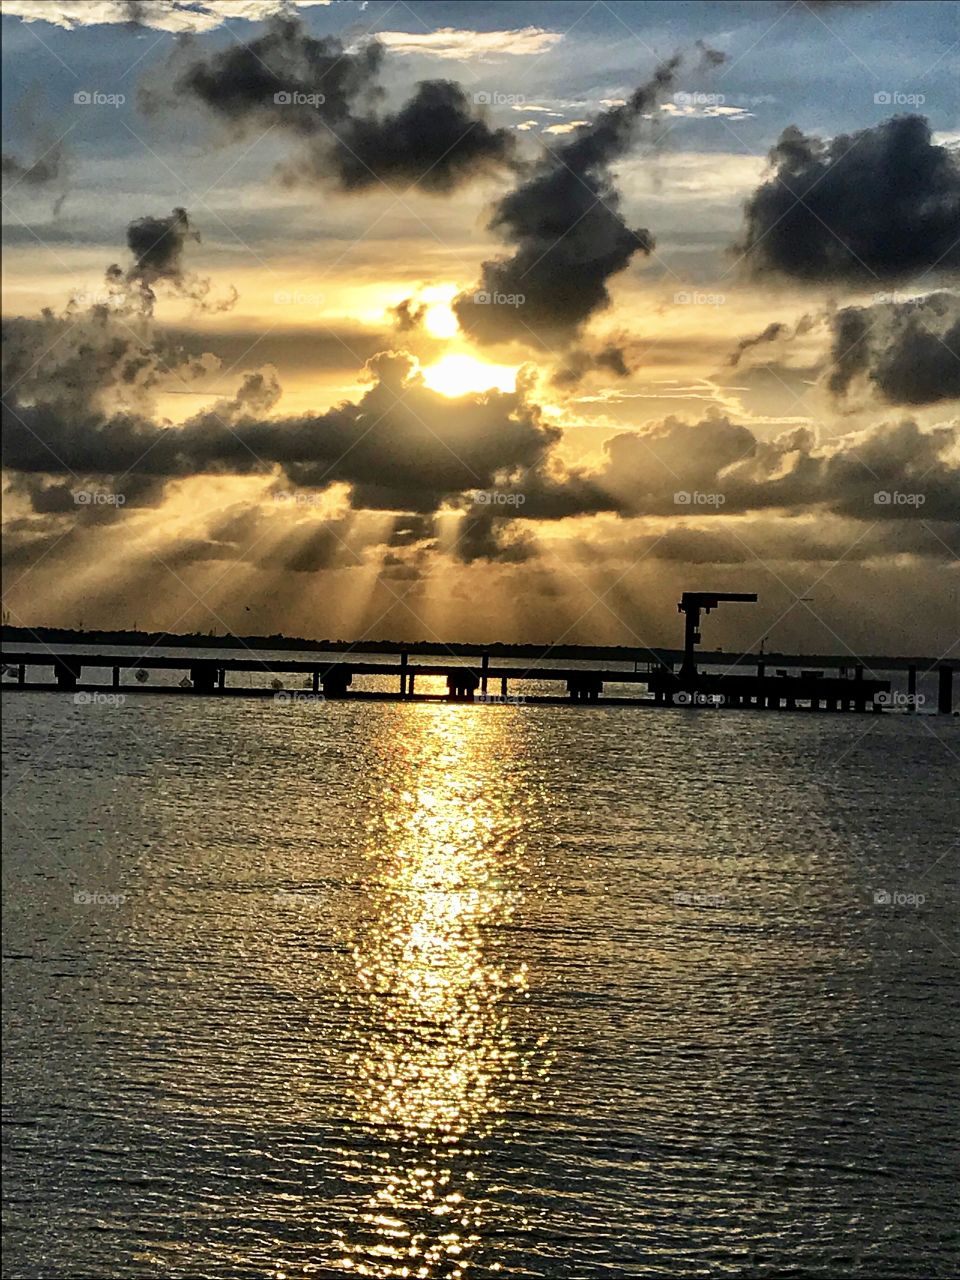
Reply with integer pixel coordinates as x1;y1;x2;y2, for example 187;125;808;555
423;301;459;339
422;354;518;398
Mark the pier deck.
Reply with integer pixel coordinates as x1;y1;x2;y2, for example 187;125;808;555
3;649;947;714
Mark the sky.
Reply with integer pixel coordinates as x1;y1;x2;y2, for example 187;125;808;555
1;0;958;656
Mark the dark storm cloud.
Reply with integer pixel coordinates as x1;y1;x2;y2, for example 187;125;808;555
827;292;960;405
125;207;195;285
142;16;383;126
736;116;960;282
1;337;560;517
453;507;536;564
873;318;960;405
141;17;514;194
271;353;560;512
108;207;237;315
593;414;960;521
454;53;699;347
6;311;957;527
313;80;516;194
826;307;870;396
553;342;630;388
6;262;957;539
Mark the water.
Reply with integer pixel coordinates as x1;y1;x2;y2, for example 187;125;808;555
2;694;958;1278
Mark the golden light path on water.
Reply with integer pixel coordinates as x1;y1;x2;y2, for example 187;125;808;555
333;707;544;1278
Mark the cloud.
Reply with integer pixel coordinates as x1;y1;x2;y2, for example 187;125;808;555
8;282;957;531
727;322;787;367
5;215;957;605
1;1;331;34
552;341;630;387
389;298;428;332
542;120;591;135
736;115;960;282
141;17;515;194
1;141;67;206
453;50;719;347
584;514;959;568
321;80;516;194
107;206;237;315
2;323;561;517
373;28;563;59
454;507;536;564
827;292;960;405
2;301;217;432
1;89;70;212
592;412;960;521
143;17;383;128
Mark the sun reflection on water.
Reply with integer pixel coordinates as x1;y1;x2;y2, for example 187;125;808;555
334;709;537;1277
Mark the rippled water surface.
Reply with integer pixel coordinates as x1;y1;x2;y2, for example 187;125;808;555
3;695;958;1278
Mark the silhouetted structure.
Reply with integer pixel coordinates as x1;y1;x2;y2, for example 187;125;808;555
9;589;959;714
678;592;757;678
321;667;352;698
566;673;604;702
447;669;480;701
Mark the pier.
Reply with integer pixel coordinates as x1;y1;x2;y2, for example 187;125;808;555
3;594;956;714
3;650;932;711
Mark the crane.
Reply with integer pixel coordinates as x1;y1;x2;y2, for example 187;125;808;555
678;592;758;678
